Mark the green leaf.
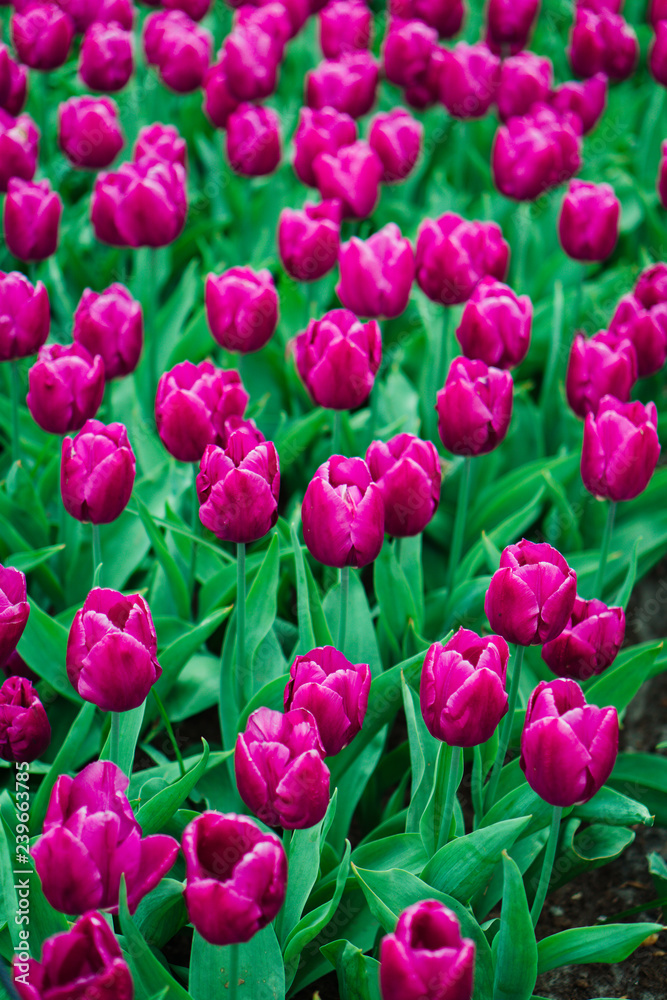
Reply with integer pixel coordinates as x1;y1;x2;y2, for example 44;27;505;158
135;495;191;620
402;675;440;836
492;853;537;1000
279;791;337;947
290;522;316;654
608;753;667;826
320;940;382;1000
237;672;289;733
585;642;662;715
30;701;97;836
17;597;79;703
134;879;188;951
244;533;280;698
352;833;428;877
375;546;418;650
615;536;640;608
6;544;65;573
536;922;664;974
189;925;284;1000
100;702;145;777
136;740;211;834
152;607;231;709
573;785;653;828
305;560;334;647
649;851;667;901
324;571;382;677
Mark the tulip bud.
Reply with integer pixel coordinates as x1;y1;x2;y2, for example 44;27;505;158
320;0;372;59
293;106;357;187
91;159;187;247
202;53;239;128
313;139;382;218
205;267;278;353
306;51;378;118
383;19;440;109
163;0;210;19
278;200;341;282
134;122;187;169
226;103;281;176
366;433;441;538
268;0;309;35
144;10;212;92
485;539;577;646
368;108;423;184
439;41;500;119
0;676;50;763
565;330;637;419
284;646;371;756
455;276;532;369
496;52;552;122
27;344;105;435
389;0;464;38
79;22;134;93
223;23;281;102
4;178;62;262
337;223;415;319
234;3;291;50
0;110;38;193
32;760;179;914
72;284;142;381
542;596;625;681
379;900;475;1000
0;565;30;671
182;812;287;946
436;356;513;457
197;434;280;543
520;678;618;806
558;179;620;263
235;707;330;828
581;396;660;502
569;7;638;80
293;308;381;410
635;262;667;306
13;911;134;1000
609;276;667;378
61;419;136;523
549;73;607;134
1;57;27;117
485;0;540;55
416;212;510;306
492;104;582;201
58;96;124;170
302;455;385;568
0;271;49;361
11;2;73;70
155;361;249;462
52;0;135;32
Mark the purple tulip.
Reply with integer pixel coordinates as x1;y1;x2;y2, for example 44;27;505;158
293;308;381;410
496;51;553;122
223;23;281;102
455;276;532;369
439;41;500;119
226;103;281;176
485;0;540;55
234;3;292;49
436;357;513;457
0;110;38;193
32;760;179;914
559;179;620;262
58;96;124;170
91;159;187;248
163;0;210;19
2;651;37;682
205;267;278;353
337;223;415;319
659;141;667;211
134;122;187;169
389;0;464;38
0;566;29;670
302;455;385;568
420;629;509;747
492;104;582;202
283;645;371;756
549;73;607;135
61;419;136;523
155;360;249;462
485;539;577;646
182;811;287;946
379;899;475;1000
144;10;212;93
235;706;330;829
609;273;667;378
11;2;73;70
520;678;618;806
26;344;105;435
293;106;357;187
313;139;382;219
13;911;133;1000
52;0;134;31
265;0;308;35
581;396;661;502
306;51;378;118
569;7;638;80
4;178;62;262
0;45;27;116
542;596;625;681
0;272;49;361
565;330;637;419
415;212;509;306
383;19;441;109
202;53;239;128
0;676;50;763
197;433;280;543
320;0;372;59
73;283;143;381
278;200;341;282
366;433;441;537
79;22;133;92
635;262;667;306
368;108;423;184
651;0;667;26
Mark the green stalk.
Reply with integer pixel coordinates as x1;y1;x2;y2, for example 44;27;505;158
151;688;185;777
485;644;525;810
189;463;199;610
332;410;343;455
338;566;349;653
92;523;103;588
573;266;585;330
229;944;239;1000
593;501;616;599
447;457;471;594
436;744;462;852
530;805;563;927
109;712;121;771
472;743;484;830
237;542;247;701
9;360;21;464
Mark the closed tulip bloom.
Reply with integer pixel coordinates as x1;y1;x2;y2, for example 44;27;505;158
520;678;618;806
32;760;179;914
226;104;281;176
235;707;330;829
233;3;292;51
455;276;531;369
197;434;280;543
320;0;372;58
383;19;440;108
436;356;513;456
163;0;211;18
486;0;540;55
0;110;38;193
61;419;136;523
205;267;278;353
569;8;638;80
306;52;378;118
650;0;667;26
224;24;281;102
0;58;27;117
549;73;607;134
496;52;552;122
337;224;415;319
4;178;62;262
368;108;423;183
144;10;212;92
67;587;161;710
366;433;440;537
380;900;475;1000
13;912;133;1000
416;212;509;306
27;344;105;435
389;0;464;38
278;200;341;281
284;646;371;756
0;566;29;671
134;122;187;169
542;597;625;681
485;539;577;646
182;812;287;947
80;23;133;92
609;286;667;380
0;676;50;763
559;180;620;262
566;331;637;419
581;396;660;502
293;106;357;187
91;159;187;247
202;53;239;128
313;140;382;218
12;2;73;70
73;284;142;381
492;104;581;201
52;0;134;32
635;262;667;306
58;96;124;169
0;272;49;361
264;0;309;36
439;41;500;119
301;456;385;567
293;309;381;410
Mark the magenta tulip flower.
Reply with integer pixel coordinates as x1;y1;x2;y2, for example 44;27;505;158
61;420;136;524
293;309;381;410
565;330;637;419
368;108;423;184
134;122;187;169
549;73;607;134
11;2;73;71
226;103;281;176
4;178;62;261
581;396;660;502
202;53;239;128
559;180;620;262
278;200;341;282
91;159;187;248
542;596;625;681
306;51;378;118
569;7;638;81
0;676;50;763
383;18;441;109
205;267;278;353
366;433;441;537
492;104;581;202
144;10;212;92
223;22;281;102
436;357;513;457
389;0;464;38
496;52;553;122
0;272;49;361
320;0;372;59
313;139;383;218
58;96;124;170
455;276;532;369
26;344;105;435
609;267;667;377
415;212;509;306
73;284;143;381
293;106;357;188
439;41;500;120
79;22;134;93
0;46;27;117
0;565;30;669
197;433;280;543
337;223;414;319
485;0;540;55
0;110;38;193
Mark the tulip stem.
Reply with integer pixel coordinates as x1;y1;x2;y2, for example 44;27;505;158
437;744;462;852
151;688;185;777
109;712;121;771
332;410;343;455
92;523;103;588
472;743;484;830
447;456;471;594
338;566;349;654
530;804;563;928
9;360;21;465
229;944;239;1000
237;542;247;701
593;501;616;599
485;644;525;810
189;463;199;611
